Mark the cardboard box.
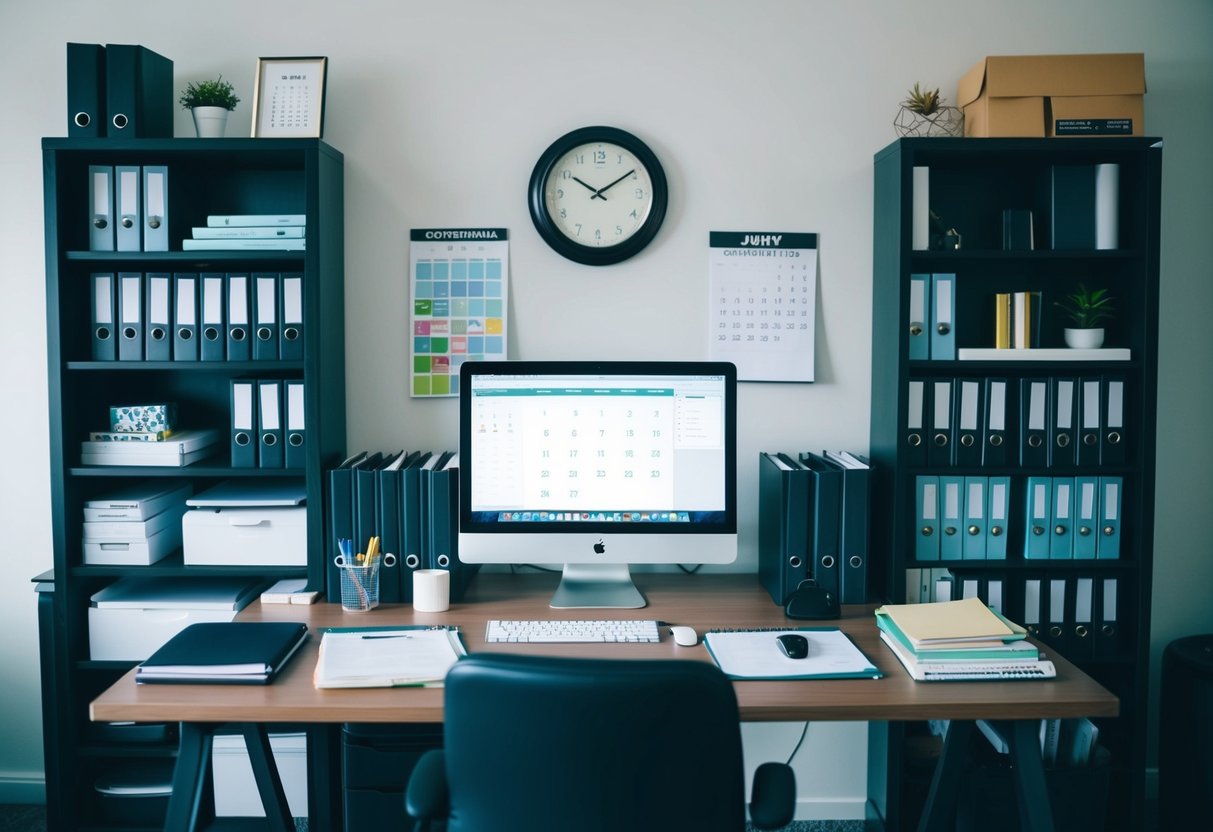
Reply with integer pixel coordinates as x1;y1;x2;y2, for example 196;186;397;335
957;53;1145;137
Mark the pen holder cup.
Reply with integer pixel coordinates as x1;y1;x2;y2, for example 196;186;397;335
335;555;384;612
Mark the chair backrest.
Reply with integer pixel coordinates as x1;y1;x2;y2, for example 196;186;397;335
441;653;748;832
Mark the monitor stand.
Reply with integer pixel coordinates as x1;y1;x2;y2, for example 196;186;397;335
550;563;647;609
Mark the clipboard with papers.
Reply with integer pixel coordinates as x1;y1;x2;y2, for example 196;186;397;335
313;626;466;689
703;628;882;680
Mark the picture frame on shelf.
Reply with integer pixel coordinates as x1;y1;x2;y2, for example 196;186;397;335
251;56;328;138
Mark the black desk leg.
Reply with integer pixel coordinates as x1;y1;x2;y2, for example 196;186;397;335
240;723;295;832
1008;719;1056;832
917;718;973;832
164;722;216;832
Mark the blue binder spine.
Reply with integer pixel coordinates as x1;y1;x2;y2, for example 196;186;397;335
824;451;870;605
961;476;987;560
171;273;198;361
985;476;1011;560
908;274;930;360
90;272;116;360
144;272;172;361
1048;477;1074;559
797;452;841;599
226;273;251;362
905;379;928;467
1023;476;1052;560
929;273;956;360
1097;476;1122;559
938;475;964;560
327;452;368;600
914;475;939;562
1073;476;1100;559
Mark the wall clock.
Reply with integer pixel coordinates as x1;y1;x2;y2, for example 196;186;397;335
528;126;668;266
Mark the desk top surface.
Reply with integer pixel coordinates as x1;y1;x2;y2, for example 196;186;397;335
90;572;1118;724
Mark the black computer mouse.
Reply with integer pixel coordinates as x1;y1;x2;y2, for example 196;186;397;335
777;634;809;659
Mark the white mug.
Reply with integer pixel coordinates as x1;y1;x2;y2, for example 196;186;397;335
413;569;450;612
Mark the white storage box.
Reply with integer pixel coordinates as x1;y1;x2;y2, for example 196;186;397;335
182;506;307;566
213;732;308;817
83;524;180;566
88;576;263;661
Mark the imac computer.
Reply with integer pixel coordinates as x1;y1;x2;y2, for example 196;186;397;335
459;360;737;609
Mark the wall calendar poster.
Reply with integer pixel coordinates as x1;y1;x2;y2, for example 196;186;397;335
707;232;818;382
410;228;509;397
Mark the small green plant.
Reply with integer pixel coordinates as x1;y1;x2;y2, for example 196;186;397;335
1055;283;1115;329
179;76;240;111
902;82;941;116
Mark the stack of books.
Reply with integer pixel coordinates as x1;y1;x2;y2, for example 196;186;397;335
992;290;1041;350
182;214;307;251
876;597;1057;681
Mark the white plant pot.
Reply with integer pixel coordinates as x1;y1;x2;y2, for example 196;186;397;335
1064;327;1105;349
191;106;230;138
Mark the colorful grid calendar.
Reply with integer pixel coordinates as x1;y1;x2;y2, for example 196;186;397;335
708;231;818;383
410;228;509;397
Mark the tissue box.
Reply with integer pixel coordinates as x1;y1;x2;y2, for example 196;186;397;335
957;53;1145;137
108;402;177;432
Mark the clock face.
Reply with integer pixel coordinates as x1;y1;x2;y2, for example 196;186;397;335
528;126;667;266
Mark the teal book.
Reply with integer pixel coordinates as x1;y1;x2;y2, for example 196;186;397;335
876;614;1039;662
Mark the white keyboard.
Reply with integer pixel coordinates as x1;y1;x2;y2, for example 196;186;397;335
485;619;661;643
914;660;1057;682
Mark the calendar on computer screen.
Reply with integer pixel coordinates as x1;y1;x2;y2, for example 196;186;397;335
708;232;817;383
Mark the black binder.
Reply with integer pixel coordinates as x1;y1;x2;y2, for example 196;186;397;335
378;451;420;604
1019;378;1050;467
758;453;811;606
905;379;928;468
229;379;256;468
90;272;116;360
226;274;251;362
402;452;436;593
1050;377;1079;468
199;273;226;362
1051;164;1096;249
103;44;172;137
252;272;279;361
135;622;307;685
1102;376;1127;466
982;377;1009;467
427;453;478;602
1078;378;1103;467
144;272;172;361
353;451;387;563
798;452;843;600
117;272;143;361
822;451;871;605
67;43;106;137
1093;577;1122;659
929;379;954;467
952;378;984;468
326;452;369;600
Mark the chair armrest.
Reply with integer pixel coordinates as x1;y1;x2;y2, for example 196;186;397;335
405;749;449;826
749;761;796;830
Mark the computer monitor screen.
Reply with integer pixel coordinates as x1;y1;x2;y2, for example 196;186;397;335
459;360;737;608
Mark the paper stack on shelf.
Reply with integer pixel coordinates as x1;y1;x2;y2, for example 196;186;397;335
876;597;1056;681
182;214;307;251
81;427;220;467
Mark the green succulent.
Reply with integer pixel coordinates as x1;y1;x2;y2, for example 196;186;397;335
179;76;240;111
902;83;941;116
1055;284;1115;328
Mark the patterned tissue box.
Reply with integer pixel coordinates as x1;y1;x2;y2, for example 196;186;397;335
109;403;177;433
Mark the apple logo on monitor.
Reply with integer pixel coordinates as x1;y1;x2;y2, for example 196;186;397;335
593;540;606;555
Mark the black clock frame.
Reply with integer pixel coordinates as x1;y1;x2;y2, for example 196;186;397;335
527;125;668;266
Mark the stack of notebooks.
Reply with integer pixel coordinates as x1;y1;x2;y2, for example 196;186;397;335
136;621;309;684
876;597;1057;681
182;214;307;251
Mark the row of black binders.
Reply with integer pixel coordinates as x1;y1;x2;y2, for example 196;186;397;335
230;380;305;469
67;43;173;138
914;474;1123;561
326;451;478;605
906;375;1126;468
90;272;303;362
905;570;1123;661
88;164;169;252
758;451;871;607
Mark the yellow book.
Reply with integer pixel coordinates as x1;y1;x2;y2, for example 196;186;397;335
875;597;1026;648
994;293;1011;349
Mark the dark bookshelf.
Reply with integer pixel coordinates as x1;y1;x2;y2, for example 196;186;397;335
868;137;1160;832
38;138;345;831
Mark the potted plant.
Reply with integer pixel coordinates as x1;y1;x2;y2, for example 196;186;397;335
179;76;240;138
894;82;963;137
1055;283;1115;348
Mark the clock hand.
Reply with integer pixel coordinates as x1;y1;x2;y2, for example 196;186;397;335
596;169;636;196
572;176;607;200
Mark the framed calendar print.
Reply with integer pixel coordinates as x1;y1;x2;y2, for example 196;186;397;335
252;56;328;138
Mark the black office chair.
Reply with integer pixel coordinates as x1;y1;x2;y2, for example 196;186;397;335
405;653;796;832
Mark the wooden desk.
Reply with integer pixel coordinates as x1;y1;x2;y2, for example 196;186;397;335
91;573;1118;831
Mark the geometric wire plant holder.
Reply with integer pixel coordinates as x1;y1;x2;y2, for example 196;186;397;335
894;104;964;138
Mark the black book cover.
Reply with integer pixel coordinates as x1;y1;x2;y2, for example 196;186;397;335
136;621;307;684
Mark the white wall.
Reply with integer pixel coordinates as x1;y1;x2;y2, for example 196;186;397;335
1;0;1210;816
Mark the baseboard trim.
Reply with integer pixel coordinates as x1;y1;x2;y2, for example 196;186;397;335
0;774;46;805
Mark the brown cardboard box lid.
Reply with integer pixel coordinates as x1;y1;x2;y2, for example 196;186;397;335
958;53;1146;108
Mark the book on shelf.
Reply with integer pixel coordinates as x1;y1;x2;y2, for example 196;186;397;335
206;214;306;227
957;347;1131;361
87;429;174;442
191;226;305;239
135;621;308;685
313;626;466;689
182;238;306;251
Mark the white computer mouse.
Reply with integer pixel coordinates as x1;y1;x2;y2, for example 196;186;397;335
670;626;699;647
